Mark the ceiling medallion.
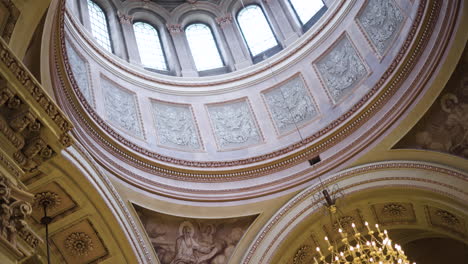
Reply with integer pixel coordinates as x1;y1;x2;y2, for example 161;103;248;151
34;191;61;210
64;232;94;256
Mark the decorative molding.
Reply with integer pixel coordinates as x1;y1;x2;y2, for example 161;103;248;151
0;38;73;135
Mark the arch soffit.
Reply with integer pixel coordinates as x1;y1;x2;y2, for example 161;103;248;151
128;9;169;32
241;160;468;264
89;0;122;16
172;2;226;24
121;2;172;22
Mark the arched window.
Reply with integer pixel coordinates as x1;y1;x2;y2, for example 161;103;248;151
288;0;326;30
87;0;112;52
237;5;278;58
185;23;224;72
133;22;167;71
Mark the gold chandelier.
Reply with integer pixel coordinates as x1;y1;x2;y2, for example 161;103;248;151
313;191;415;264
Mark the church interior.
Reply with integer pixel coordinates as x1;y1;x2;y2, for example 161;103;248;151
0;0;467;263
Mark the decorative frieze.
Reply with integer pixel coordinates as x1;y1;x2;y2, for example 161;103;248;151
263;76;317;135
152;101;201;151
357;0;404;55
207;99;262;150
315;36;368;103
101;78;143;137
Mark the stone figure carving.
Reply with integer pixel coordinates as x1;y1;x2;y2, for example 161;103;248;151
102;78;143;136
316;36;367;103
153;102;201;150
264;77;317;134
208;100;261;149
358;0;404;55
65;40;93;105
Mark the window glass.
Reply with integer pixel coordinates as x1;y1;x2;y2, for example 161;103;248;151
87;0;112;52
133;22;167;70
185;24;224;71
289;0;325;25
237;5;278;57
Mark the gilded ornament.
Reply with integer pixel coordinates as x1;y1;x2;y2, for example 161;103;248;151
435;210;460;226
65;232;94;256
382;203;407;217
34;191;61;210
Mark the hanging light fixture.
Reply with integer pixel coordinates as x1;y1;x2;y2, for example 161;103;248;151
313;190;415;264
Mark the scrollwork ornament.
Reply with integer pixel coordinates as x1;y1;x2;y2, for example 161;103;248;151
65;232;94;256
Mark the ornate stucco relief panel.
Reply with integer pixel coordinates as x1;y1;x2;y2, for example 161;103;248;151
207;99;262;150
315;35;368;104
263;75;318;135
152;101;202;151
357;0;404;56
101;78;143;137
65;39;94;106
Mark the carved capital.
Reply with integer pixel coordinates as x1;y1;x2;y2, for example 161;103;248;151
166;24;184;35
117;12;133;24
0;174;40;250
216;14;233;28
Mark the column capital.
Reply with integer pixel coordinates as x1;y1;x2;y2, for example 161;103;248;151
166;24;184;35
216;14;233;28
117;12;133;25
